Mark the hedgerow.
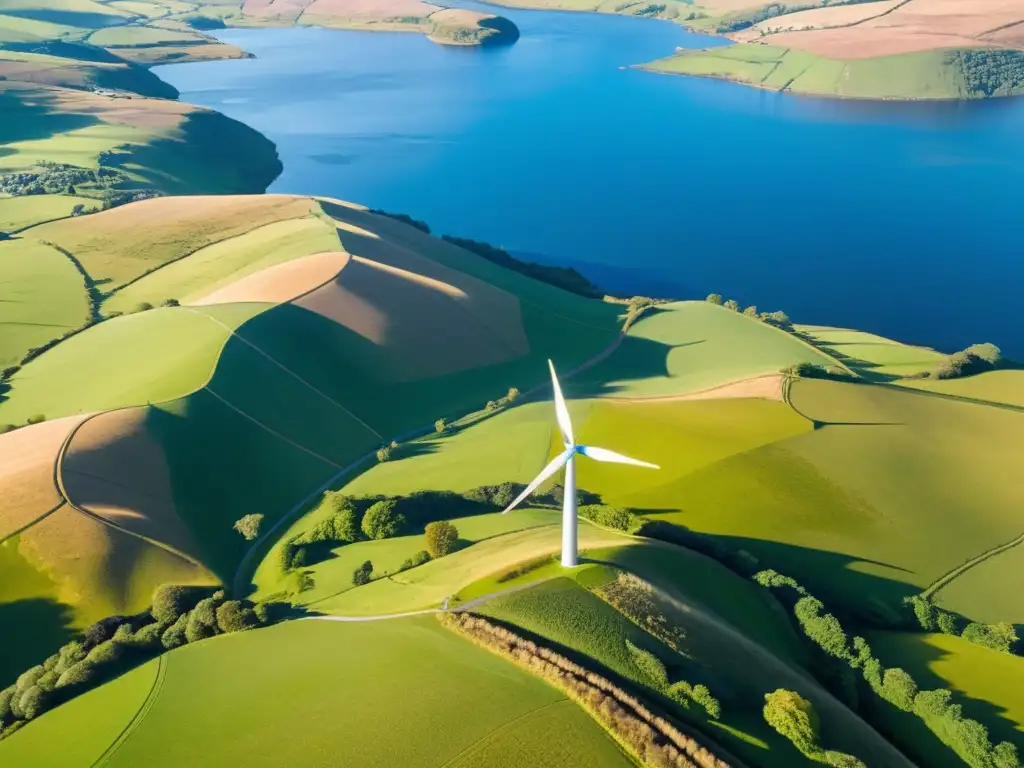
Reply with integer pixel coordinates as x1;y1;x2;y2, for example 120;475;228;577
0;587;293;740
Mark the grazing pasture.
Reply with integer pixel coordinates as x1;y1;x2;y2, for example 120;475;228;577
30;195;320;292
0;238;89;367
899;369;1024;408
570;301;834;398
0;194;94;231
867;631;1024;750
650;378;1024;621
797;325;944;381
256;508;560;603
0;618;635;768
0;303;266;424
103;214;342;312
313;523;630;615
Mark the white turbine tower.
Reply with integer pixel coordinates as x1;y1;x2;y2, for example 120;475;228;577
502;360;659;568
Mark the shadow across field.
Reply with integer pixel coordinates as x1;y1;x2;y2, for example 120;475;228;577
0;91;100;146
0;597;76;687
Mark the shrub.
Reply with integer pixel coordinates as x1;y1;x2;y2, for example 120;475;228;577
361;499;405;540
133;302;154;313
53;641;86;676
507;387;520;403
0;688;14;724
82;616;131;650
352;560;373;586
993;741;1020;768
0;424;15;435
15;666;44;693
232;513;264;541
763;689;819;757
399;550;432;571
376;443;393;462
793;596;851;661
625;639;668;689
761;310;792;328
464;481;526;509
278;534;304;572
668;681;721;720
254;600;290;625
425;521;459;558
932;343;1003;379
84;639;123;666
162;298;180;307
743;305;759;316
55;659;97;689
705;293;722;304
216;601;260;633
880;667;918;712
26;414;46;425
908;595;936;631
434;418;447;434
184;596;221;644
962;622;1018;653
129;623;165;649
937;611;961;635
17;687;48;720
578;504;640;532
161;613;189;650
723;299;740;311
151;584;213;624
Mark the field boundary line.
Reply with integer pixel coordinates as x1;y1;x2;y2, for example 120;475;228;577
91;655;167;768
54;408;208;569
101;208;330;299
0;501;65;546
922;531;1024;601
202;386;345;468
232;324;631;595
184;301;385;441
434;698;571;768
602;372;785;403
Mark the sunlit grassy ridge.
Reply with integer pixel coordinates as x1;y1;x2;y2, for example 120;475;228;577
0;618;634;768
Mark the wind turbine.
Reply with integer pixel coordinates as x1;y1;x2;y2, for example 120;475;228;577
502;360;659;567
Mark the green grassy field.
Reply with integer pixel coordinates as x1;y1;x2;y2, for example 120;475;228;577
0;238;89;368
797;325;945;381
477;549;910;768
569;301;834;398
0;303;266;424
867;631;1024;750
29;196;321;293
644;45;970;100
898;370;1024;408
648;378;1024;621
103;216;342;313
0;618;635;768
312;523;631;616
930;542;1024;624
255;508;561;603
0;194;95;232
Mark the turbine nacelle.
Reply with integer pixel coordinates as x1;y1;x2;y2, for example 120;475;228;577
501;360;659;567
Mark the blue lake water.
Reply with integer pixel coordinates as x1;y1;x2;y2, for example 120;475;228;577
154;9;1024;356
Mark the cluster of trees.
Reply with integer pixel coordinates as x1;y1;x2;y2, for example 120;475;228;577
0;585;289;740
754;570;1020;768
907;595;1019;655
442;235;604;299
233;513;264;542
578;503;644;534
375;439;399;462
782;362;855;381
0;160;160;211
928;343;1005;380
624;639;723;721
705;293;792;329
441;612;731;768
763;689;864;767
279;492;467;585
957;50;1024;98
348;522;458;586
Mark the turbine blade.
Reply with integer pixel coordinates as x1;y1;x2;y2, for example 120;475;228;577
502;448;574;514
548;359;574;447
577;444;659;469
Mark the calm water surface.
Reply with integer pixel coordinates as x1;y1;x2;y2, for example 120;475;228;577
155;9;1024;355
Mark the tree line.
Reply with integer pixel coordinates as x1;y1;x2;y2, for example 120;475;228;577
0;585;292;740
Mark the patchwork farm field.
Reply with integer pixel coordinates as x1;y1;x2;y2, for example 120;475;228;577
0;618;634;768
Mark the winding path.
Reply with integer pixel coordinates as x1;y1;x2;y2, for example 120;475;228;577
922;531;1024;602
